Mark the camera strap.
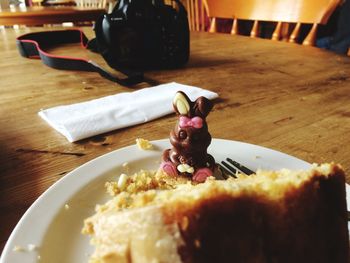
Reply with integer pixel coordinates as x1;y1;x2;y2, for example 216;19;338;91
16;29;144;86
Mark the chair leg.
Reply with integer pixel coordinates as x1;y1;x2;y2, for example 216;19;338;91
194;0;199;31
199;0;205;31
184;0;191;31
302;23;317;46
250;20;259;38
231;18;238;35
209;17;217;33
289;22;301;44
272;21;282;41
190;0;195;30
281;23;290;41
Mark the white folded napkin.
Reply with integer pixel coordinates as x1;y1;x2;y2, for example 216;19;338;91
38;82;219;142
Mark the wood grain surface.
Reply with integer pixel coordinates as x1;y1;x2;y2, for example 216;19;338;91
0;26;350;254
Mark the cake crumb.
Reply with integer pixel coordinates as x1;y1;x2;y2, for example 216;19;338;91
64;204;70;210
136;138;153;150
155;239;167;248
122;162;130;173
117;174;128;190
13;245;26;252
27;244;37;251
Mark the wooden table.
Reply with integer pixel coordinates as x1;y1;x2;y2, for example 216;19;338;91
0;6;105;26
0;26;350;254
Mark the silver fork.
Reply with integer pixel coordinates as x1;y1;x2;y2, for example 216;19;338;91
218;158;350;221
219;158;255;178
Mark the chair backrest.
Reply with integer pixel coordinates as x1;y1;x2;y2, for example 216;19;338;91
75;0;106;9
204;0;341;45
180;0;207;31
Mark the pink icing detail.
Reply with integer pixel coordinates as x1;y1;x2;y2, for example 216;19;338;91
179;116;203;129
160;161;178;176
193;168;213;183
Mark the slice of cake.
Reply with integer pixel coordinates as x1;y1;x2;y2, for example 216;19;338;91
83;163;349;263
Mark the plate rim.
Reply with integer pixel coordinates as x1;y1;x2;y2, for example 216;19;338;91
0;138;314;262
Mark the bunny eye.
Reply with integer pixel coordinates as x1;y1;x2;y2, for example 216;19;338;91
179;130;187;139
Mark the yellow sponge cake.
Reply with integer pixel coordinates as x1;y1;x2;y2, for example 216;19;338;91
83;163;349;263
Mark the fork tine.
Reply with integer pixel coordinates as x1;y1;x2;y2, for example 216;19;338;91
218;164;232;179
220;161;238;178
226;158;255;175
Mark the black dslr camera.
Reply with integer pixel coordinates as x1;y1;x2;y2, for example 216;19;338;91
94;0;190;70
17;0;189;85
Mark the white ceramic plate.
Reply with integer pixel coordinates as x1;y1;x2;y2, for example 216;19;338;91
1;139;348;263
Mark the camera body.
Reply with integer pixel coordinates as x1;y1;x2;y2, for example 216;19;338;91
94;0;189;70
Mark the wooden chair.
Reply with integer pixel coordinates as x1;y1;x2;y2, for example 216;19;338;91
204;0;342;46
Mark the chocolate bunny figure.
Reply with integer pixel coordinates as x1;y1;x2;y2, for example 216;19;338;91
160;91;216;182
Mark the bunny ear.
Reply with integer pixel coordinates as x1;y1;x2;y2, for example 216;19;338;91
173;91;191;115
193;96;213;118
